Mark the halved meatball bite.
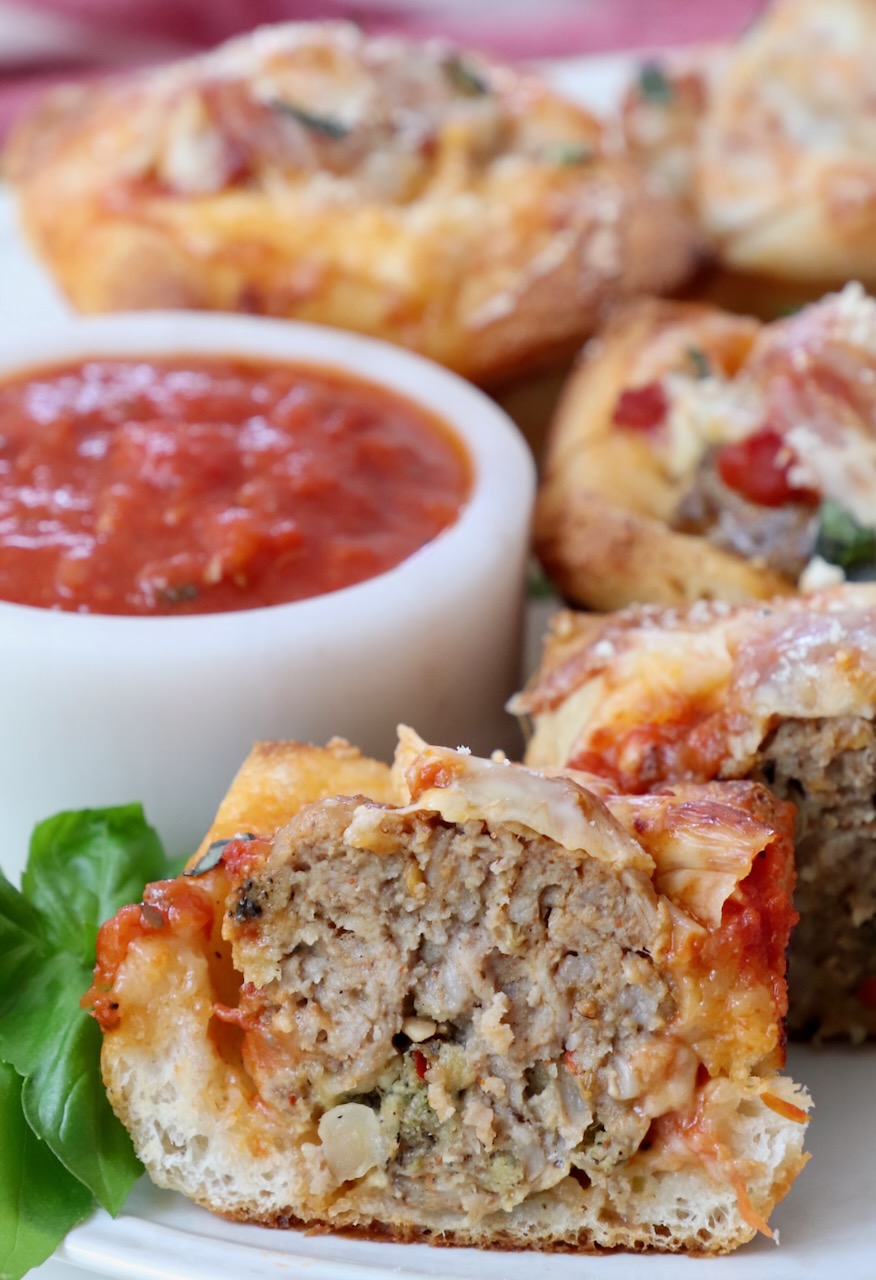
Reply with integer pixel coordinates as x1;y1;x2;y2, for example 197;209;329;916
87;729;808;1254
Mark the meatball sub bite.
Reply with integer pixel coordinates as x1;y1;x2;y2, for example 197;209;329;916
536;286;876;610
87;729;808;1254
4;23;699;385
515;585;876;1041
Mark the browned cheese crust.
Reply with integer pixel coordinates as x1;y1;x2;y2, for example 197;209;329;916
4;23;700;385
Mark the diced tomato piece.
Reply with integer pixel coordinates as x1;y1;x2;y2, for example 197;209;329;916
413;1049;429;1079
612;383;668;430
716;427;818;507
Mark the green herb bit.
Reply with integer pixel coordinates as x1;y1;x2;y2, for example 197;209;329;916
445;55;490;97
815;499;876;571
186;832;255;878
637;62;674;104
271;100;351;139
548;142;595;167
527;561;558;601
685;346;712;379
159;582;200;605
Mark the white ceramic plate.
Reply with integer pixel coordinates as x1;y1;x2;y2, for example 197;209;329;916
6;53;875;1280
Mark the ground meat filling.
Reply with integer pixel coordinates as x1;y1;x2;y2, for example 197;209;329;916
223;798;680;1219
671;450;818;582
752;716;876;1040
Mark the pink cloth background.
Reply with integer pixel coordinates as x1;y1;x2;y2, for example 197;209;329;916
0;0;766;139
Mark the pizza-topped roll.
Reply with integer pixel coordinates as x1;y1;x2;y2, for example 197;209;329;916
536;284;876;610
3;23;699;385
86;729;809;1254
698;0;876;287
514;584;876;1040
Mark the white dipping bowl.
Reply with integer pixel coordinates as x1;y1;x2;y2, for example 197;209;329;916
0;313;534;881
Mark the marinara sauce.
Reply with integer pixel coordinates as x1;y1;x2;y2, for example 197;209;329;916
0;357;471;615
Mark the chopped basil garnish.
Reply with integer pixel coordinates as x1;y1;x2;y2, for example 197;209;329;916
815;500;876;571
445;55;490;96
637;62;673;104
685;346;712;379
271;101;350;139
548;142;595;167
185;832;256;878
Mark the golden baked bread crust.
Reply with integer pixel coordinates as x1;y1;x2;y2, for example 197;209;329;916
5;23;700;385
190;737;397;864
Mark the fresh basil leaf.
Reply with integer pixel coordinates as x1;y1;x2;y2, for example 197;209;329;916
0;872;48;1034
22;1011;141;1214
0;868;43;943
22;806;166;961
0;805;164;1235
637;62;673;104
815;499;876;571
0;1062;93;1280
0;950;83;1079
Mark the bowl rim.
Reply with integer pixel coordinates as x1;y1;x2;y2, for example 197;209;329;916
0;311;535;641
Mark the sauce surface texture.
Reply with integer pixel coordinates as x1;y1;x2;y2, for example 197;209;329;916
0;356;470;615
